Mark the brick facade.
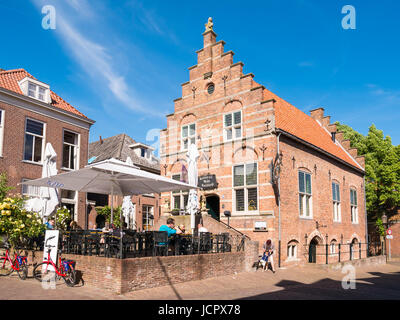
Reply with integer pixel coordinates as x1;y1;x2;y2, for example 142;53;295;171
0;71;94;226
159;25;367;266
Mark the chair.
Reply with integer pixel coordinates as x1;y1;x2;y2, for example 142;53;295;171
152;231;168;256
199;232;212;254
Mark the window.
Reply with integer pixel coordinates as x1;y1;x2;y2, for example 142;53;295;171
24;119;44;163
140;148;146;158
60;189;76;221
224;111;242;141
0;109;4;156
287;243;297;259
298;171;312;218
207;83;215;95
172;174;188;210
27;82;47;102
332;182;341;222
233;163;258;212
330;241;337;254
142;205;154;231
181;123;196;151
21;178;41;198
62;130;79;170
350;189;358;224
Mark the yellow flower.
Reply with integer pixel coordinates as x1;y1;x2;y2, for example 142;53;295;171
20;224;25;228
27;214;32;218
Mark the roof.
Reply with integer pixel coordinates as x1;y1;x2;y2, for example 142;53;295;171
0;68;89;119
89;134;160;173
262;88;363;171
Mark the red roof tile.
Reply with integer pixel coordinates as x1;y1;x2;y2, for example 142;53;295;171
262;88;363;171
0;68;88;119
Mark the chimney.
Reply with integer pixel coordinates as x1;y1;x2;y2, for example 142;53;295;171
99;136;103;144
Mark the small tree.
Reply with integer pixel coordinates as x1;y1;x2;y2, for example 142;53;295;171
95;206;122;228
0;196;45;248
0;172;14;202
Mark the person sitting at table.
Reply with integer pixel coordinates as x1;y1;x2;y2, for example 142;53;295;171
178;224;186;234
159;218;182;237
198;223;208;234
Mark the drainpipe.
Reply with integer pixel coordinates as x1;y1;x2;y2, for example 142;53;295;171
277;132;282;268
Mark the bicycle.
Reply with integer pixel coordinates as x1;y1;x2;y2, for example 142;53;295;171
0;242;28;280
33;236;76;287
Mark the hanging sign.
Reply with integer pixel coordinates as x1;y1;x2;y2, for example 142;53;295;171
198;174;218;190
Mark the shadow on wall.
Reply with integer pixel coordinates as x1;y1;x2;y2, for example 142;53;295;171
238;270;400;300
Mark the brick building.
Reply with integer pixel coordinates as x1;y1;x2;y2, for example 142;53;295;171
0;68;95;226
86;134;161;230
160;21;367;265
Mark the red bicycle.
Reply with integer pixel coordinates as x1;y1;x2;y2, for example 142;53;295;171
33;236;76;287
0;242;28;280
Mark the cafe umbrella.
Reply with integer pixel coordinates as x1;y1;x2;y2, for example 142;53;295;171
24;142;59;219
121;157;137;229
21;158;197;257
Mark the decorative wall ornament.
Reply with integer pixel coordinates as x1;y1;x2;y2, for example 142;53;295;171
264;119;272;133
222;75;228;95
192;86;197;99
163;164;168;175
259;144;267;161
291;156;296;169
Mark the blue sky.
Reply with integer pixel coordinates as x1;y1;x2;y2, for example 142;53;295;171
1;0;399;151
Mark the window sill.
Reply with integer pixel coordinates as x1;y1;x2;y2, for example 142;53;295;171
21;160;43;166
233;211;259;216
299;216;313;220
61;167;77;172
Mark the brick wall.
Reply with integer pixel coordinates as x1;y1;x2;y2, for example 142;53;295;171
0;100;90;226
24;245;256;294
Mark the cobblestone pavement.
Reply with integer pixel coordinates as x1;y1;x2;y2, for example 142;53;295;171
1;261;399;300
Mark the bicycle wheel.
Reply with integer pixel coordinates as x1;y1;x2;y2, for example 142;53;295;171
17;261;28;280
33;263;53;282
0;257;14;276
63;267;76;287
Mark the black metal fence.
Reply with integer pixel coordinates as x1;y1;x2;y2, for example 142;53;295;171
28;230;246;259
306;241;384;264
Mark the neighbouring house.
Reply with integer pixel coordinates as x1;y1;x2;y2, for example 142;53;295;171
86;134;161;230
0;68;95;225
160;21;367;265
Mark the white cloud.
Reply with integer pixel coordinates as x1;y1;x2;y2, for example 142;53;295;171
31;0;163;118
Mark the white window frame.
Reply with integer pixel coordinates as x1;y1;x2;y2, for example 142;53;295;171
287;243;297;260
350;189;358;224
233;163;258;214
298;171;313;219
142;205;154;230
21;178;41;198
181;123;196;151
171;174;189;211
0;109;4;157
223;110;242;142
23;118;46;164
332;182;341;222
62;129;80;170
60;189;77;222
330;242;337;254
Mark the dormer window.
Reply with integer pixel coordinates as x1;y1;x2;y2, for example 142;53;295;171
18;77;50;103
129;142;155;161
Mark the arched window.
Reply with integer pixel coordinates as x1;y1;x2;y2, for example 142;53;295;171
330;239;337;254
287;240;298;260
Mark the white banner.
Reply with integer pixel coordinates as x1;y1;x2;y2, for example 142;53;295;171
42;230;59;272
